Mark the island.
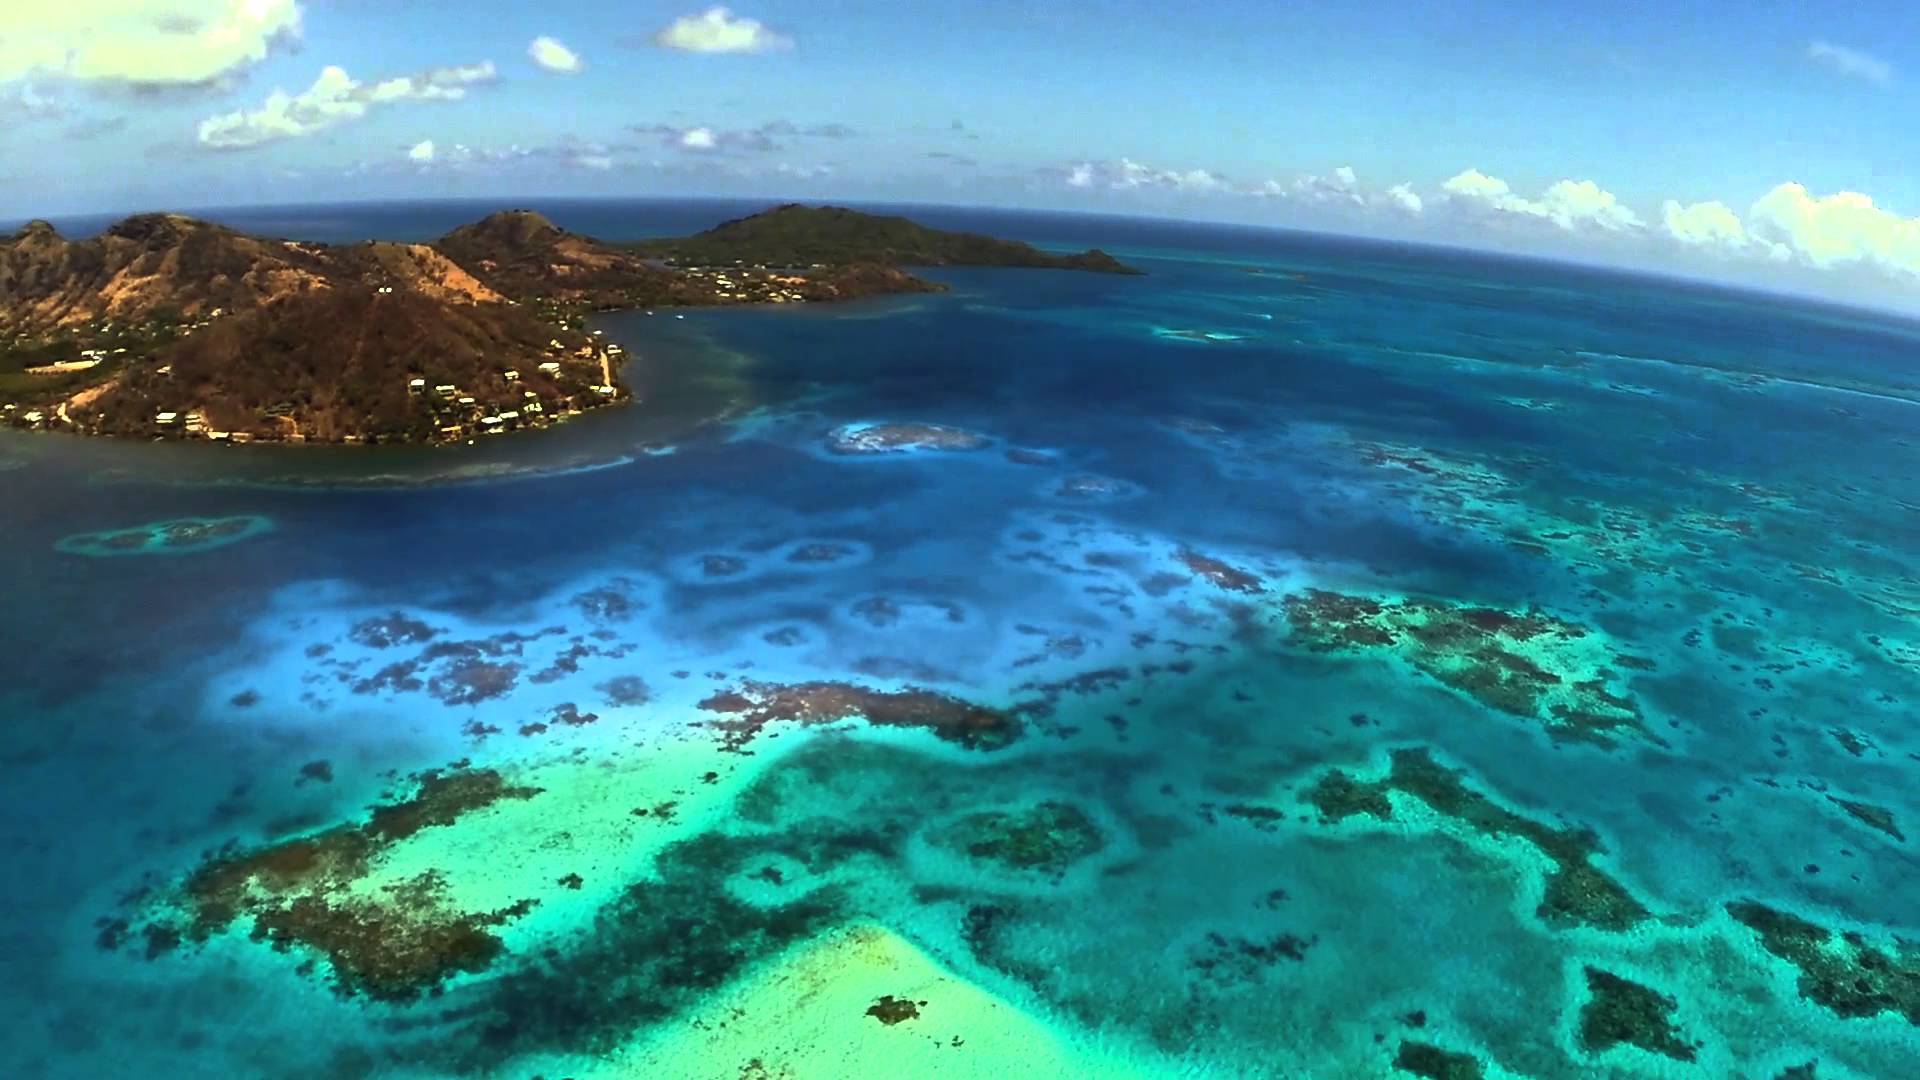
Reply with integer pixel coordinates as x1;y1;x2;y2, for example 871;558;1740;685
0;205;1139;445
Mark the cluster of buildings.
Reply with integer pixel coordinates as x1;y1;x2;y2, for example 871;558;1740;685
405;334;625;444
678;266;816;304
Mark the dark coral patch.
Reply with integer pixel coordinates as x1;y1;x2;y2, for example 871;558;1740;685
250;874;533;1001
1727;901;1920;1024
865;995;922;1025
1393;1040;1485;1079
1177;549;1264;594
162;767;543;999
1578;966;1697;1062
696;680;1020;752
1827;796;1905;842
937;801;1104;879
1300;749;1647;931
349;613;439;650
1282;589;1655;747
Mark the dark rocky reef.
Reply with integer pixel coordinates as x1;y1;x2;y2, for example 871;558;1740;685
696;680;1020;752
1577;966;1698;1062
1302;748;1648;931
148;767;543;999
1282;589;1657;747
936;800;1105;879
1726;900;1919;1024
1827;796;1905;842
1178;549;1265;593
1393;1041;1485;1079
826;421;989;455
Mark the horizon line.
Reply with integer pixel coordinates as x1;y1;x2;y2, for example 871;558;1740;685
9;193;1920;329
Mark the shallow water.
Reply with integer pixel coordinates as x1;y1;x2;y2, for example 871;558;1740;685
3;204;1917;1079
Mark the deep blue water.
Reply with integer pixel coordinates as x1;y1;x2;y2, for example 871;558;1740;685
2;202;1916;1078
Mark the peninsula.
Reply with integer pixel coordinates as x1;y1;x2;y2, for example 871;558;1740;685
0;205;1138;445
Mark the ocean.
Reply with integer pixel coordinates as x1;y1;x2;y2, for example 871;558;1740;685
2;200;1916;1078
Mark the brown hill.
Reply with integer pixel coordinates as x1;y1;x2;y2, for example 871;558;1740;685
0;214;339;336
434;210;679;309
2;203;1137;444
72;287;614;443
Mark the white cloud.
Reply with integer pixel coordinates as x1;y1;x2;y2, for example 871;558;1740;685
1064;157;1227;193
390;138;623;174
1441;169;1642;232
197;61;496;149
0;2;303;86
528;36;583;74
1747;182;1920;277
654;7;792;54
679;126;718;150
1662;199;1743;247
1807;41;1892;86
1282;165;1365;205
1386;182;1423;214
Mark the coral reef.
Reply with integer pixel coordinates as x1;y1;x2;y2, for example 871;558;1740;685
1826;796;1905;842
696;680;1020;751
1302;749;1648;931
1726;901;1920;1024
827;422;988;455
864;995;922;1025
1177;549;1265;593
1393;1041;1485;1079
1577;966;1698;1062
142;768;543;999
934;800;1104;879
1281;590;1657;746
55;515;272;557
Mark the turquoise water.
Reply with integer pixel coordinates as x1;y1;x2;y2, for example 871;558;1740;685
3;203;1917;1078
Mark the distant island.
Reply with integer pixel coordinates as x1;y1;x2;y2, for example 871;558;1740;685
0;205;1139;446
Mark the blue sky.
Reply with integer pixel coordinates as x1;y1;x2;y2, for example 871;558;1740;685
4;2;1919;308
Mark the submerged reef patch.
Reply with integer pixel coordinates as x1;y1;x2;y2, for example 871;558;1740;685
56;515;273;557
1281;589;1657;747
826;421;989;455
1577;966;1699;1062
1178;549;1265;593
1726;901;1920;1024
1393;1040;1486;1079
1826;796;1906;843
1302;748;1649;931
122;768;543;1000
696;680;1020;751
932;800;1105;880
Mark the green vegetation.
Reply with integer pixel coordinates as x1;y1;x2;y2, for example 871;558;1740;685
634;204;1142;274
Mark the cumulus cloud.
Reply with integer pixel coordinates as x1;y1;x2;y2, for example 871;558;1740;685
1064;157;1228;193
654;7;792;54
0;83;62;122
387;137;625;174
528;36;583;74
1747;182;1920;277
1386;182;1423;214
1441;169;1643;232
196;61;496;149
0;2;303;86
1807;41;1892;86
632;119;851;154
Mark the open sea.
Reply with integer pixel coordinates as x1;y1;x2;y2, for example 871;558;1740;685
2;200;1916;1078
